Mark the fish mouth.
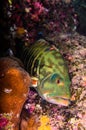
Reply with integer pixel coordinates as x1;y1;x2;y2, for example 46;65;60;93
49;97;70;106
44;93;70;106
55;96;70;101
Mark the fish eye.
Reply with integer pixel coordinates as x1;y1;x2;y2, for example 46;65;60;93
56;79;60;84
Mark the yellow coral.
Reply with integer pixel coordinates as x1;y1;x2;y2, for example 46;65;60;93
38;115;51;130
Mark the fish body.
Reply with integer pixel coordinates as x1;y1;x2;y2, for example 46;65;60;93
19;39;71;106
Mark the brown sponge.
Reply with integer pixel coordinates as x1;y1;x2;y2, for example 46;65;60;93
0;57;31;129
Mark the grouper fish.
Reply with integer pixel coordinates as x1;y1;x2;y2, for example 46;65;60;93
17;39;71;106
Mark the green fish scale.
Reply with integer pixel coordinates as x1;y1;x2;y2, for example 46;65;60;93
23;45;41;69
22;41;49;76
40;51;64;79
27;44;46;66
17;39;71;105
23;40;71;103
22;41;70;86
27;45;47;75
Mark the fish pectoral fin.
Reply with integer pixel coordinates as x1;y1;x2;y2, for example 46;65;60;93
31;77;39;88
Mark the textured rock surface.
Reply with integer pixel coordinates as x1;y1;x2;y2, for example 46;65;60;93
22;32;86;130
0;57;31;129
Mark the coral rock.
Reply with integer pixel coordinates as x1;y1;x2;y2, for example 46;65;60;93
0;57;31;129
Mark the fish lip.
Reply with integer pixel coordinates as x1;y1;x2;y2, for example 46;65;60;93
44;93;70;101
55;96;70;101
48;96;71;106
43;93;71;106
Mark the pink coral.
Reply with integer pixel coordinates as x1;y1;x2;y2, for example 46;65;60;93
0;117;9;128
31;2;44;21
33;2;44;15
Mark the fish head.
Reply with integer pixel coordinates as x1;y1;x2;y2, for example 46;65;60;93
39;73;71;106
